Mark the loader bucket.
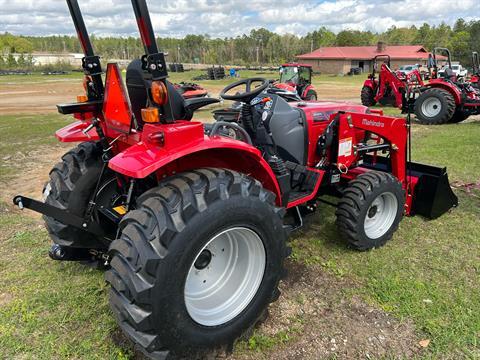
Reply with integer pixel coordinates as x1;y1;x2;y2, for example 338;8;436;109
408;162;458;219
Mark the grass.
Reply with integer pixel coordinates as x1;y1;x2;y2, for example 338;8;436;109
0;114;71;178
0;203;131;359
291;121;480;358
0;73;479;359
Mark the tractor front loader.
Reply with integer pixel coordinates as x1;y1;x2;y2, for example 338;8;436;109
13;1;458;359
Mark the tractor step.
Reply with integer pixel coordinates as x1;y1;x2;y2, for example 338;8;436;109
288;191;312;202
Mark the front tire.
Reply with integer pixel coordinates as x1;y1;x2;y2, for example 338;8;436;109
336;171;405;251
106;168;288;359
414;88;456;124
449;109;469;123
361;85;376;106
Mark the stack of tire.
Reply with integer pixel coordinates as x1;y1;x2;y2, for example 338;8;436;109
169;63;184;72
206;66;226;80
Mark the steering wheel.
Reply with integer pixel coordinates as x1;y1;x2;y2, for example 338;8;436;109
220;78;270;101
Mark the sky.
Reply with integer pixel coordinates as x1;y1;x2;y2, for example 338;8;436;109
1;0;479;38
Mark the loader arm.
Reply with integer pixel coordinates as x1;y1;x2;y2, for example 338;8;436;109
335;112;457;218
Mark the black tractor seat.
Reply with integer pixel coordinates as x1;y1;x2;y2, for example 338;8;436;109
126;59;219;123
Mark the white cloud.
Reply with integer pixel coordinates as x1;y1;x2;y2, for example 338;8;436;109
0;0;478;38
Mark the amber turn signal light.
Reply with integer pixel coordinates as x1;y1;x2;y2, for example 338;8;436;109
77;95;88;103
141;107;160;123
151;80;168;105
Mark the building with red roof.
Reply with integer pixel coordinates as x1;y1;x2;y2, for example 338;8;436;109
296;42;437;74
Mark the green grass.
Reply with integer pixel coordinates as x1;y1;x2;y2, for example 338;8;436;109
291;121;480;358
0;114;72;178
0;203;131;359
0;71;84;84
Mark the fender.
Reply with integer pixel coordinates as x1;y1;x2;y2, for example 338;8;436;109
108;121;282;203
425;79;462;105
301;84;315;99
363;79;376;90
55;120;99;142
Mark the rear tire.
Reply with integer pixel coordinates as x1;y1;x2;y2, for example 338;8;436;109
361;86;376;106
448;109;469;123
106;168;288;359
305;90;317;101
336;171;405;251
43;142;110;250
414;88;456;124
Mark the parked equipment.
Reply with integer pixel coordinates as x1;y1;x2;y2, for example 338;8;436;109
173;81;208;99
361;55;424;111
275;63;317;100
470;51;479;89
13;1;458;359
414;47;480;124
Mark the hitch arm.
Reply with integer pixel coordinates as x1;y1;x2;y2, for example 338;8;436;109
13;195;106;237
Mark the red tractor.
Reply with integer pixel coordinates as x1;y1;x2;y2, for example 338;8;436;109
470;51;479;89
361;55;424;111
414;47;480;124
13;1;458;359
173;81;208;99
275;63;317;100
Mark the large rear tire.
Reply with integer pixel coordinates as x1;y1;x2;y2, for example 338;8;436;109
361;85;376;106
414;88;456;124
336;171;405;251
106;168;288;359
43;142;110;250
305;89;317;101
448;109;469;123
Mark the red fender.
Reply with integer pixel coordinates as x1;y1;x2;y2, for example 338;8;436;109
426;79;463;105
274;82;296;93
301;84;316;99
108;122;282;204
55;120;99;142
362;79;376;90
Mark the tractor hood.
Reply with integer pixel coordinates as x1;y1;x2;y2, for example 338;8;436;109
292;101;369;121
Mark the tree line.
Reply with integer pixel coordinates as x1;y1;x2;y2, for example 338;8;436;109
1;19;479;69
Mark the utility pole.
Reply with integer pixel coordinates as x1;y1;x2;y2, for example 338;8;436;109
311;38;313;53
177;45;180;62
256;46;259;65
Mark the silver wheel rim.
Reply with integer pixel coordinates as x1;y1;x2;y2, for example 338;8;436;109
184;227;266;326
421;97;442;117
364;192;398;239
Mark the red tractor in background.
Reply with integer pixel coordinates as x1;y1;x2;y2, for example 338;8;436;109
414;47;480;124
13;1;458;359
173;81;208;99
361;55;424;111
275;63;318;100
470;51;479;89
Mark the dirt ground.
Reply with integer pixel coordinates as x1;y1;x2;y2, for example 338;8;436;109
0;79;84;115
230;260;421;360
0;76;456;359
0;77;361;116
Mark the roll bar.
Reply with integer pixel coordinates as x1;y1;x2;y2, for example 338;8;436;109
130;0;174;123
65;0;104;100
130;0;168;81
432;47;452;70
370;54;391;78
472;52;479;76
